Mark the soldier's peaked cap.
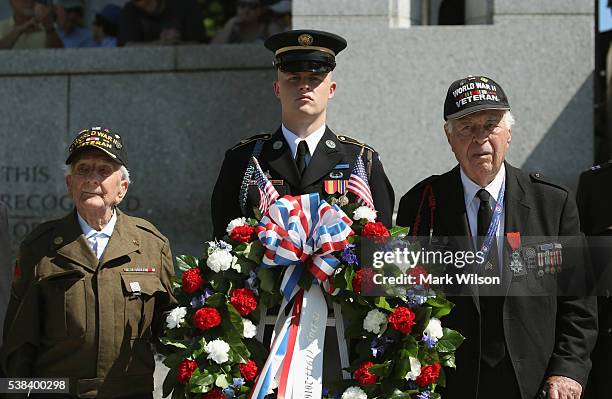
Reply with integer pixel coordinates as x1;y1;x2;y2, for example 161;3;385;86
264;29;347;73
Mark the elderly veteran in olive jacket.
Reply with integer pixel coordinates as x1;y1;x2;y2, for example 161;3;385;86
0;127;176;398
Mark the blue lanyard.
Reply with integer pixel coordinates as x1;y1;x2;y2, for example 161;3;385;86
479;180;505;262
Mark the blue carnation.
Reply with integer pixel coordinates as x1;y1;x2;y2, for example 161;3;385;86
370;335;395;359
422;334;438;348
416;390;431;399
231;377;245;388
222;387;235;398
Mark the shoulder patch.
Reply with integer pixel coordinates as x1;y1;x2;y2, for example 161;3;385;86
530;172;569;192
229;133;272;151
337;135;375;152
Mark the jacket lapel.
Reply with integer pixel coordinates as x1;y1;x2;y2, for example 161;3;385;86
100;210;140;267
55;211;98;273
265;128;301;188
299;127;343;190
502;163;531;294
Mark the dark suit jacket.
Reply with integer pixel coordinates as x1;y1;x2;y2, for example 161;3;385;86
396;163;597;399
0;203;10;345
211;126;395;238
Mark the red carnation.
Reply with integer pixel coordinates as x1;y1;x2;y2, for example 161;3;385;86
193;307;221;330
388;306;416;334
416;363;442;387
352;268;376;294
354;361;378;386
203;389;225;399
230;225;255;243
408;264;429;288
230;288;258;316
182;268;205;294
362;222;390;238
177;359;198;384
239;359;259;381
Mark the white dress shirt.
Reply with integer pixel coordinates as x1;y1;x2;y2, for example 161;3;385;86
281;123;327;166
77;210;117;260
460;164;506;263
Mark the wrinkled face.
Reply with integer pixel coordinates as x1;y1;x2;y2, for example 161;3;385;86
10;0;35;18
445;109;511;185
133;0;158;14
273;70;336;120
66;150;128;214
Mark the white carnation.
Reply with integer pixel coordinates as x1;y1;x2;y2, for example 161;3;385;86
165;307;187;329
207;249;233;272
423;318;443;340
205;339;230;364
242;318;257;338
363;309;387;334
341;386;368;399
404;357;421;381
226;217;247;234
352;206;377;222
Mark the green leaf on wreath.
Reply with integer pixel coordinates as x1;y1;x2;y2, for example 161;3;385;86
176;255;199;272
392;357;411;379
388;389;414;399
389;226;410;238
163;352;184;369
162;358;180;398
215;374;229;388
257;268;276;293
204;293;226;308
374;297;394;312
426;296;454;318
436;328;465;353
160;338;187;349
369;360;392;377
244;241;265;264
441;352;456;368
220;306;251;363
192;337;208;358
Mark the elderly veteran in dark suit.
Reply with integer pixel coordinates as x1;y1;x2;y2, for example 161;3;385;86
1;127;176;398
396;76;597;399
211;29;394;238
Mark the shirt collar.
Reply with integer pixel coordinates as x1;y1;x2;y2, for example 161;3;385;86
460;163;506;206
281;124;327;158
77;209;118;238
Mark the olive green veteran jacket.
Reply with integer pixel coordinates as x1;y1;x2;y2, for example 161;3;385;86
0;209;176;398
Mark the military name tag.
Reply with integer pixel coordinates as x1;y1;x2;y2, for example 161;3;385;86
123;267;156;272
249;179;284;186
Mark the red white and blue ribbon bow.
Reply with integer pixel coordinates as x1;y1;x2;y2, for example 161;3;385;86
255;193;354;300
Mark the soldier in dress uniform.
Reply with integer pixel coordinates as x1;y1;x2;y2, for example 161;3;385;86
211;29;394;238
0;128;176;398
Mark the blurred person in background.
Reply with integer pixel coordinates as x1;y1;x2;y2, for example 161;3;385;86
265;0;290;36
93;3;121;47
211;0;267;44
0;0;62;49
55;0;97;48
117;0;207;46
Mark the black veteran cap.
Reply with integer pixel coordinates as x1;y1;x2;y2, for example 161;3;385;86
66;127;127;167
444;75;510;120
264;29;347;73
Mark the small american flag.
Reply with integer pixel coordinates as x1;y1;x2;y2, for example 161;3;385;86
252;157;279;215
347;149;375;210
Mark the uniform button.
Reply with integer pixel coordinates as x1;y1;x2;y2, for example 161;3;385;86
535;173;540;177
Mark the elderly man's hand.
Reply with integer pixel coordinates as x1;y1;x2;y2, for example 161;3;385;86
546;375;582;399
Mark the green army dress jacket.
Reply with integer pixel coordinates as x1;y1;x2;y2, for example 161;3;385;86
1;209;176;398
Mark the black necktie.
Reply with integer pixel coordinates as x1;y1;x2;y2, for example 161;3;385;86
476;188;505;367
296;141;309;177
476;188;498;267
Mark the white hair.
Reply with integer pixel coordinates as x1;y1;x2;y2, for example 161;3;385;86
65;163;131;184
444;110;515;134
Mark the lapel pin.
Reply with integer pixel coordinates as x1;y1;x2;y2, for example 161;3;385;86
325;140;336;149
54;236;63;245
273;141;283;150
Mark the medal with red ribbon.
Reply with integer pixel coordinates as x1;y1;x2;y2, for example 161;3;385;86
506;232;526;276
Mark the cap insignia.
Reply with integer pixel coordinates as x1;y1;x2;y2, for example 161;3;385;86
298;33;313;46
